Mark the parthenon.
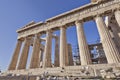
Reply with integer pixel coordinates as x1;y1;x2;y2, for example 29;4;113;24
1;0;120;79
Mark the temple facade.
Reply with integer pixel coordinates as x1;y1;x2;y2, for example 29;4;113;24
3;0;120;79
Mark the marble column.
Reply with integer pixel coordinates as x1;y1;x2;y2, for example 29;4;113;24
105;16;114;38
43;30;52;68
75;21;92;65
65;43;69;66
8;40;22;70
65;35;69;66
67;44;73;66
39;49;43;68
105;16;120;53
111;24;120;52
54;37;59;67
17;37;30;69
115;10;120;27
95;16;120;63
60;26;67;67
30;34;41;68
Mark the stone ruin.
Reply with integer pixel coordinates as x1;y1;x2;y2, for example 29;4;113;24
1;0;120;79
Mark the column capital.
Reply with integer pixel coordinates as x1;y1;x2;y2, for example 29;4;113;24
60;24;68;29
94;15;102;19
17;38;23;41
114;8;120;12
24;37;32;46
94;14;105;21
75;20;83;25
46;29;53;33
34;33;41;37
24;36;32;41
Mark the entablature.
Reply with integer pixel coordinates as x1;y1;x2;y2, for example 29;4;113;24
17;0;120;39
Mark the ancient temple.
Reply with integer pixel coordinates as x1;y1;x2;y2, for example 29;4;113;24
1;0;120;79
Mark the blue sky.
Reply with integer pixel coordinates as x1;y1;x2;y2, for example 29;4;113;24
0;0;100;71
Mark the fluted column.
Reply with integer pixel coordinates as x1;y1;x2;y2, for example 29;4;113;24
95;16;120;63
60;26;67;67
68;44;73;66
105;16;114;38
30;34;41;68
8;40;22;70
39;49;43;67
105;16;120;53
43;30;52;68
17;37;30;69
65;46;69;66
54;37;59;67
115;10;120;27
75;21;92;65
65;43;69;66
111;24;120;53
